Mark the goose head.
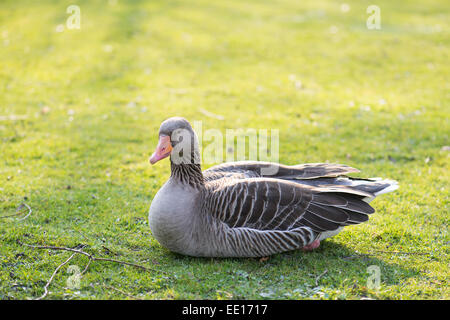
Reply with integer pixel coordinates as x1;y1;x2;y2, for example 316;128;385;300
149;117;200;165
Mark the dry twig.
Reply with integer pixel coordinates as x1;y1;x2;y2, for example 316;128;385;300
0;203;32;220
36;251;78;300
16;203;32;221
81;257;92;275
18;241;168;299
368;250;431;256
342;250;432;260
103;284;143;300
19;242;93;258
18;241;166;274
94;256;155;272
315;269;328;286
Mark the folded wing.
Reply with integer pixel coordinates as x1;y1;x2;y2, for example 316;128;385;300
206;177;375;233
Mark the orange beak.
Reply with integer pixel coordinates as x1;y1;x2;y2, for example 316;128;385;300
149;135;173;165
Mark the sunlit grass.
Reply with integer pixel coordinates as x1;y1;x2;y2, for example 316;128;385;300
0;0;448;299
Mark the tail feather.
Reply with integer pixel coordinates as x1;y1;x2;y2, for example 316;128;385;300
290;176;398;202
290;176;398;193
352;178;398;202
347;178;398;196
371;179;399;196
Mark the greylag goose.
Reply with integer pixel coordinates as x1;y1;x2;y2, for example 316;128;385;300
148;117;398;257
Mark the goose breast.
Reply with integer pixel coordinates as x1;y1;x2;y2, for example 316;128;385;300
148;179;202;254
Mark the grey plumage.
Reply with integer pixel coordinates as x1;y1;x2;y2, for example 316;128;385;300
148;118;398;257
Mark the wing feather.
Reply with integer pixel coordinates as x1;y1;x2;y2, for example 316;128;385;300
206;177;375;234
204;161;359;180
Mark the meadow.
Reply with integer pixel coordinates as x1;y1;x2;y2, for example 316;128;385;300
0;0;448;299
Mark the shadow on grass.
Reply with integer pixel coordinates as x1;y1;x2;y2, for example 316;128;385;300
165;240;422;298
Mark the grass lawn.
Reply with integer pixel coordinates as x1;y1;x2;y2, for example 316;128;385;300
0;0;448;300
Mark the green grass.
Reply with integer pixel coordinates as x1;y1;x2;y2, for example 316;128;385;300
0;0;449;300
